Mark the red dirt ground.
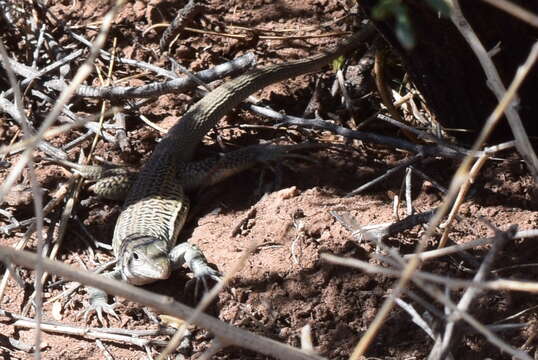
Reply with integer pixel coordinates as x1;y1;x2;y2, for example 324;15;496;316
1;1;537;359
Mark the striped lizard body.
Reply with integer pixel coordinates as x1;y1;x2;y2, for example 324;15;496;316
112;153;189;285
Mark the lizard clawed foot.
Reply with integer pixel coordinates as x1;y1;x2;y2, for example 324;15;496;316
170;242;222;300
79;301;119;325
187;260;222;300
78;288;120;325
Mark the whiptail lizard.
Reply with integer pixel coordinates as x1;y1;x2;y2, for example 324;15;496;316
63;24;374;322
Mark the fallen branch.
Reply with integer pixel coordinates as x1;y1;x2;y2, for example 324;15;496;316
45;53;256;99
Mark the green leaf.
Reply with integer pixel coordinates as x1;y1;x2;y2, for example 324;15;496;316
331;56;345;71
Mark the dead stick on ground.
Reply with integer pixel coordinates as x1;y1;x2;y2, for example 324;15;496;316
430;225;517;359
438;141;516;248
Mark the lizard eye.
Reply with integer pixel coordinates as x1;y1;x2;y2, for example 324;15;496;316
132;252;140;260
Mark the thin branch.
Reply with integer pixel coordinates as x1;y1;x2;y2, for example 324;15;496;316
450;0;538;181
279;116;466;158
14;319;169;347
70;31;178;79
0;97;68;159
0;34;47;358
2;48;84;99
346;154;423;196
45;53;256;99
0;0;124;206
481;0;538;27
431;225;516;359
160;0;204;51
331;207;437;243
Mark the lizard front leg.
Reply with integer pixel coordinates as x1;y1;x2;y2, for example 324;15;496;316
81;269;122;324
170;242;221;297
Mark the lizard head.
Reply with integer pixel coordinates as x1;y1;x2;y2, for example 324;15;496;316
119;236;172;285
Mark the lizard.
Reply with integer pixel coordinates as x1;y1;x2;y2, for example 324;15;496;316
52;142;330;321
63;24;375;322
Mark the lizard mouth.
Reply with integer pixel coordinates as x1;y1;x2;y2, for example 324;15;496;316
126;263;171;285
122;251;172;285
134;257;171;283
147;258;172;279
